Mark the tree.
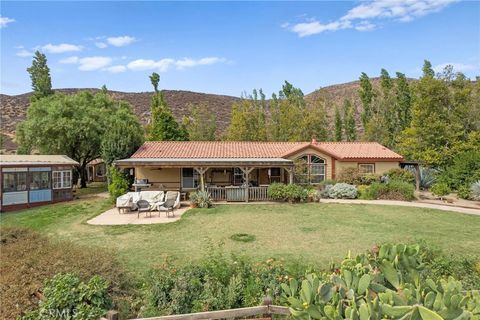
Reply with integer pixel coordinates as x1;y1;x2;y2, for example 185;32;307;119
147;73;188;141
101;103;144;165
226;90;267;141
182;103;217;141
299;97;329;141
422;59;435;78
395;72;412;130
27;51;53;101
359;72;375;129
342;99;357;141
334;106;343;141
16;90;141;188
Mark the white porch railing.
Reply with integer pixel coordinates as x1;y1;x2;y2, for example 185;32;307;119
206;186;270;201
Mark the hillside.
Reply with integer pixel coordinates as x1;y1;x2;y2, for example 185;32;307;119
0;78;387;152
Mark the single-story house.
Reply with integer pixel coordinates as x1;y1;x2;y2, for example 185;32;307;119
115;140;404;202
0;155;79;212
87;158;107;182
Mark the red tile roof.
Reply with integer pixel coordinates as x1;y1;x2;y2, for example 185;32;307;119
131;141;403;161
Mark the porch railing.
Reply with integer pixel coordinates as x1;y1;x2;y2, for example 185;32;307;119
206;186;270;202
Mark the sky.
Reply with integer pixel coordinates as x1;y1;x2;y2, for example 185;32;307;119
1;1;479;97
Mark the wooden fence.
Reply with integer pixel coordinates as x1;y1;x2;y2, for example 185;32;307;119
102;298;290;320
206;186;270;202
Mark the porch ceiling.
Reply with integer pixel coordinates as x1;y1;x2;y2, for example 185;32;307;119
115;157;294;168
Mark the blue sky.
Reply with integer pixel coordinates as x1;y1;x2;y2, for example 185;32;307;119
1;1;479;96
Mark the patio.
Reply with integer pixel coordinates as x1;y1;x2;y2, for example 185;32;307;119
87;204;190;225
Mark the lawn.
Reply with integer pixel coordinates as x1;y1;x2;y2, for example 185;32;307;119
1;196;479;274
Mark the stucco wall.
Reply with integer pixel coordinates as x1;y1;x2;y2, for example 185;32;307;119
335;161;400;176
136;167;181;190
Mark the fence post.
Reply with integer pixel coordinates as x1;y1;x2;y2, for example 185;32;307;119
262;295;273;320
104;310;119;320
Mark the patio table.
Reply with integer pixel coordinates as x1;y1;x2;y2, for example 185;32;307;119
150;201;166;211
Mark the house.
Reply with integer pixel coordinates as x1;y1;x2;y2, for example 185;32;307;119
0;155;79;212
87;159;107;182
115;140;404;202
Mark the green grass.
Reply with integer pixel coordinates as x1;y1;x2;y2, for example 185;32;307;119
1;198;479;274
74;182;108;198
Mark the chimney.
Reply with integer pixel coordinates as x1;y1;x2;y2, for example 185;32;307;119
311;138;317;144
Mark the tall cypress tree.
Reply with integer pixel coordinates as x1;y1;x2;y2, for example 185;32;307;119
147;73;188;141
334;106;343;141
395;72;412;130
27;51;53;101
359;72;375;129
342;99;357;142
422;59;435;78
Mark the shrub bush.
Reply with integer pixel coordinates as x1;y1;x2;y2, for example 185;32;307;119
438;150;480;190
336;167;361;185
140;246;305;316
267;183;308;203
267;182;287;200
357;185;375;200
327;183;358;199
430;182;451;199
189;190;213;208
457;184;471;200
21;273;111;320
284;184;309;202
360;174;381;185
419;166;438;190
385;168;416;185
365;180;415;201
0;227;132;320
107;166;129;200
470;180;480;201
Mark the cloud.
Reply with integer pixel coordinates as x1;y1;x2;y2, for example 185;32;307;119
433;62;478;73
126;57;226;72
41;43;83;53
285;0;458;37
59;56;80;64
95;42;108;49
106;36;136;47
60;56;112;71
0;16;15;28
105;65;127;73
16;49;34;57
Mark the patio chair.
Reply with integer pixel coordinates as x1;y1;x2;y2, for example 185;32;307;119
158;191;179;218
136;200;152;218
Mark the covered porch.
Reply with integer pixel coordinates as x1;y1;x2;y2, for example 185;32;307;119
115;158;295;202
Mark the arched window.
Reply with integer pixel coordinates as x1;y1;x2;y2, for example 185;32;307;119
295;154;326;184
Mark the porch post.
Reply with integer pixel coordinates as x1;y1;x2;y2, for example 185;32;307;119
194;167;209;192
284;167;294;184
239;167;254;202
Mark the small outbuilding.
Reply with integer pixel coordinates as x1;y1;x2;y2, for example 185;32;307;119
0;155;79;212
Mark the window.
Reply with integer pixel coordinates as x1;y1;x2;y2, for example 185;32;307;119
294;154;326;184
52;171;72;189
358;164;375;174
96;164;105;177
268;168;282;183
30;171;50;190
233;168;244;185
182;168;199;189
2;172;27;192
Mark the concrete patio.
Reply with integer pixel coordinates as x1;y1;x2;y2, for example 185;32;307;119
87;205;190;225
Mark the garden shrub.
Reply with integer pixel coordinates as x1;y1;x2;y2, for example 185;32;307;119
357;185;375;200
140;246;306;317
336;167;361;185
430;182;451;199
21;273;111;320
317;179;337;188
107;166;129;200
360;173;381;185
327;183;358;199
438;150;480;190
365;181;415;201
457;184;471;200
267;183;308;203
189;190;213;208
267;182;287;200
0;227;133;320
418;166;438;190
470;180;480;201
385;168;416;185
